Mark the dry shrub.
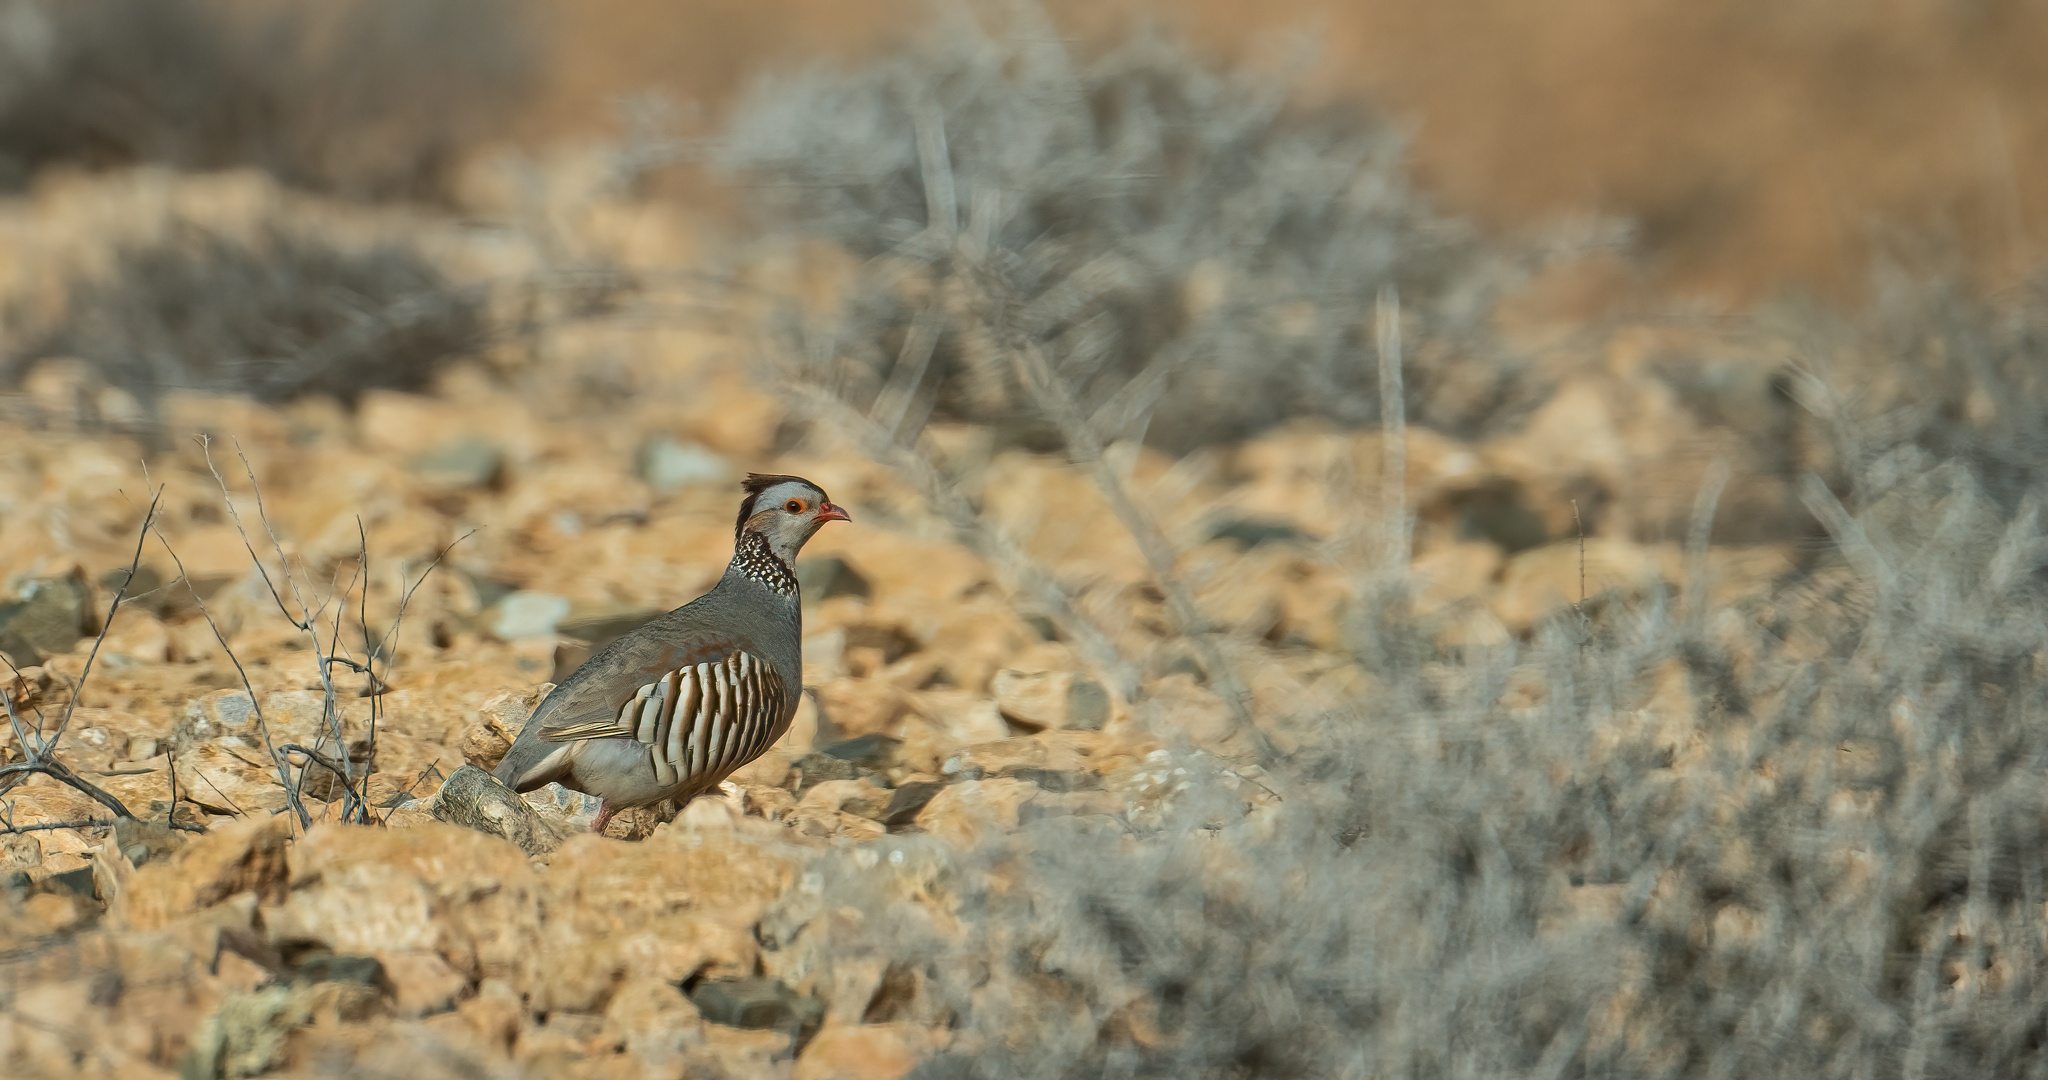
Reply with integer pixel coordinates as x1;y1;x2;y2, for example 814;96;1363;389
766;443;2048;1080
0;0;536;199
715;3;1557;451
8;221;488;415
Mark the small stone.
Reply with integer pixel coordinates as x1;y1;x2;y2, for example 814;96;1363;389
796;556;872;605
793;1021;925;1080
289;951;390;989
819;733;903;772
878;782;944;828
557;605;665;649
791;753;865;795
991;669;1111;732
110;815;289;930
605;976;703;1076
414;436;505;491
521;782;603;834
913;778;1038;847
0;570;91;668
1206;517;1312;549
376;950;466;1017
689;976;823;1038
458;683;552;772
49;865;97;900
489;592;570;641
429;764;566;856
0;833;41;872
815;680;911;740
637;436;730;494
798;779;892;821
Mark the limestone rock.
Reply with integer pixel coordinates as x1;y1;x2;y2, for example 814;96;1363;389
266;821;545;986
794;1021;927;1080
521;781;603;834
991;669;1110;732
485;591;570;641
690;976;824;1038
457;682;552;771
429;763;566;856
524;832;792;1013
111;815;290;931
604;975;704;1076
914;778;1039;847
0;569;91;667
816;679;912;740
414;435;505;491
170;689;370;811
637;435;730;493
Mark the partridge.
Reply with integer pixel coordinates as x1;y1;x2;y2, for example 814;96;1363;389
493;473;850;834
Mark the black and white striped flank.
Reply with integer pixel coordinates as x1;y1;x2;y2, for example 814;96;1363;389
538;650;789;789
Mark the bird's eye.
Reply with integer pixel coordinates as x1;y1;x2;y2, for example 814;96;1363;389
785;498;807;514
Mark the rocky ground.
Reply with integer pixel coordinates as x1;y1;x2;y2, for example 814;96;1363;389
1;43;2044;1079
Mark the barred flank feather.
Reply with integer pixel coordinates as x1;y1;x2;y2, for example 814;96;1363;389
538;651;787;791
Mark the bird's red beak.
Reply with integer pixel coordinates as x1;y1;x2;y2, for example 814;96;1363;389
817;502;852;524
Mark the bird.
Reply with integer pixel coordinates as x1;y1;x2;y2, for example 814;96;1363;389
492;472;850;835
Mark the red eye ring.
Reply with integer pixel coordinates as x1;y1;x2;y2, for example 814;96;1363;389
785;499;806;513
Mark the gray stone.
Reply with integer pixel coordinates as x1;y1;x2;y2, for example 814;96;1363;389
795;555;871;605
991;669;1110;733
488;591;569;641
1206;517;1312;549
429;764;565;856
414;436;504;491
521;782;602;834
819;733;902;771
636;436;729;494
0;571;90;667
688;976;822;1037
880;781;945;827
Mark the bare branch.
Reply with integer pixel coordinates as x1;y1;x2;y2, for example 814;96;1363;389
150;524;312;829
198;437;308;631
1004;338;1273;766
0;815;203;835
1376;285;1408;569
47;488;164;752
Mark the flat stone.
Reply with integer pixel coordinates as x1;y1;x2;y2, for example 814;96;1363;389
0;570;91;667
557;605;665;648
819;733;902;771
488;591;570;641
795;556;871;605
689;976;823;1037
414;436;505;490
429;764;566;856
879;781;944;828
991;669;1110;733
1206;517;1312;549
637;436;730;493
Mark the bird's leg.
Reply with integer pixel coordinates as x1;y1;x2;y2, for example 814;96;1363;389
592;802;617;835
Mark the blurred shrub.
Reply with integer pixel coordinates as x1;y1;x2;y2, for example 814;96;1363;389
1837;269;2048;514
0;0;536;199
716;6;1544;451
9;222;488;412
785;447;2048;1078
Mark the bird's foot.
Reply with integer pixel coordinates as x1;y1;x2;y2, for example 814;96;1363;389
592;803;616;835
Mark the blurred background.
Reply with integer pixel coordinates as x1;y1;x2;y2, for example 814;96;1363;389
4;2;2048;1078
